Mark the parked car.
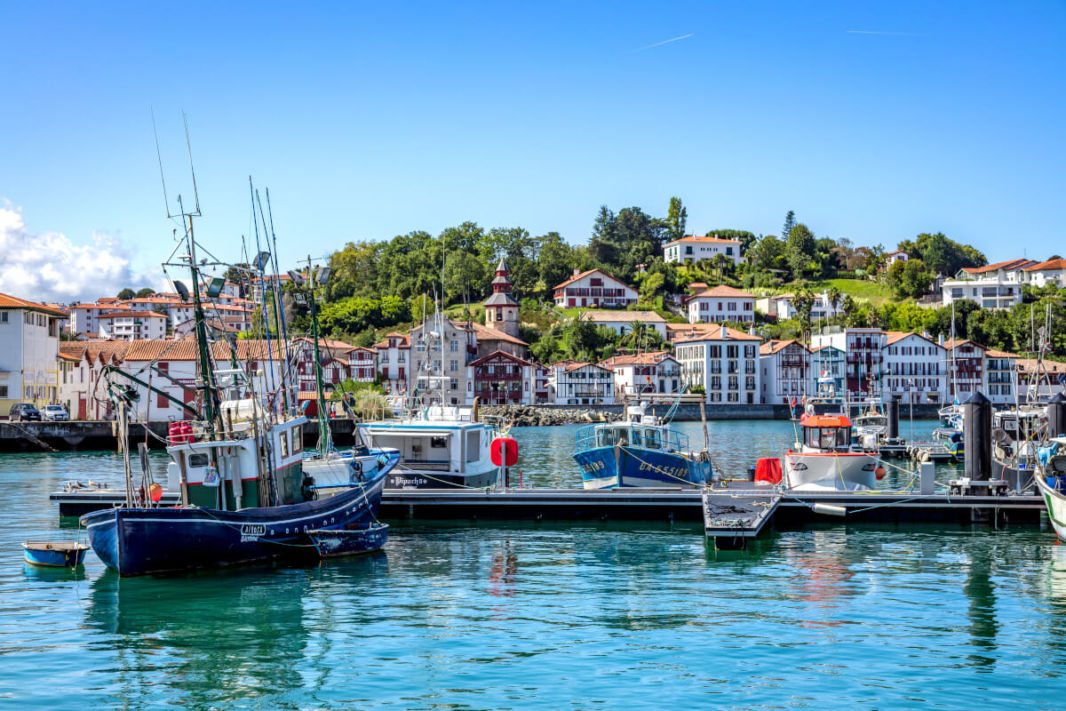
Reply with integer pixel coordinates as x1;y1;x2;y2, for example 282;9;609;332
8;403;41;421
41;404;69;422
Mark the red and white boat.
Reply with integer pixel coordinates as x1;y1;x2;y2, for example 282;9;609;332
784;413;882;491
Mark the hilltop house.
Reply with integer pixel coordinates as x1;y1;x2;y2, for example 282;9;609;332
663;235;742;266
553;269;637;309
685;285;755;324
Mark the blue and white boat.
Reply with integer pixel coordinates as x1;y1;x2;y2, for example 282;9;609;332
573;402;713;489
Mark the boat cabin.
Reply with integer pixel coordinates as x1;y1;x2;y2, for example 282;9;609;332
576;421;689;455
361;420;492;474
799;413;853;452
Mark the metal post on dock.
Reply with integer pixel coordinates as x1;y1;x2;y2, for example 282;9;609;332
963;392;992;483
919;461;935;495
1048;392;1066;439
887;397;900;440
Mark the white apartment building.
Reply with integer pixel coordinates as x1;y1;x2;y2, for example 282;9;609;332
0;293;65;413
686;285;755;324
941;259;1035;309
97;311;169;340
881;332;946;404
984;349;1018;404
599;351;681;399
579;310;667;338
758;340;810;404
349;347;377;383
553;269;638;309
674;325;761;405
548;361;616;405
756;291;843;321
663;235;742;266
810;328;886;401
1022;258;1066;288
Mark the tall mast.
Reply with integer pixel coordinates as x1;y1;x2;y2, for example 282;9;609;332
186;211;221;437
257;188;290;412
249;177;279;406
304;255;332;453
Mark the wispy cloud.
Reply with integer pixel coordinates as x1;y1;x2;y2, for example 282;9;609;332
0;200;158;303
845;29;918;37
635;33;694;52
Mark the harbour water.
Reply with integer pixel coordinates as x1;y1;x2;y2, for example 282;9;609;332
3;421;1066;709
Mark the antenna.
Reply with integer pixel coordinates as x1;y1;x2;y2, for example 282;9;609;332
150;107;172;218
183;112;201;216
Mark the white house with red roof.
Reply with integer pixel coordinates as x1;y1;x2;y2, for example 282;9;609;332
97;310;169;340
881;332;946;404
755;291;842;321
553;269;637;309
673;324;762;404
758;339;810;404
941;259;1036;309
1022;257;1066;288
663;235;742;265
685;285;755;324
374;332;409;395
547;361;616;405
470;350;544;406
599;351;681;399
578;310;667;338
884;250;909;267
1;292;66;413
942;338;986;401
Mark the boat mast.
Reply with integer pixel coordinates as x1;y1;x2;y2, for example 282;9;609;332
292;256;332;454
257;187;291;413
185;208;222;438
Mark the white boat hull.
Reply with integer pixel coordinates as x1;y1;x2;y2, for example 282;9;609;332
783;451;879;491
1035;475;1066;540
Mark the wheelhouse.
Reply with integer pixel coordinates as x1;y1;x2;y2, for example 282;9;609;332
799;413;853;452
575;422;689;455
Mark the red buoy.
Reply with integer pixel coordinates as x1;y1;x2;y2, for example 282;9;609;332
491;437;519;467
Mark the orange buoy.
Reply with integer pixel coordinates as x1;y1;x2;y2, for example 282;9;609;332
875;466;887;480
491;437;519;467
149;482;164;503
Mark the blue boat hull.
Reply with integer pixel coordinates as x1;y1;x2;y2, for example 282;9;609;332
574;446;712;489
23;544;88;568
80;453;397;576
309;522;389;558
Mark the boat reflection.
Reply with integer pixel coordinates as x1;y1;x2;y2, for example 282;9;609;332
86;567;313;707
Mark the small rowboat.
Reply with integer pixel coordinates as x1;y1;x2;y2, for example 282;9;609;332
308;523;389;559
23;541;89;568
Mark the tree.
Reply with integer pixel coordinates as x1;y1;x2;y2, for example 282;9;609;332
912;232;986;276
791;289;816;345
706;229;757;255
826;286;842;320
639;271;665;302
443;251;488;304
782;210;796;240
749;235;788;273
841;295;857;326
117;288;135;300
135;287;154;298
537;232;575;294
786;224;817;280
665;197;687;243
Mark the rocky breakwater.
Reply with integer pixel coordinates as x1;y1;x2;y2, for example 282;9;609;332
480;405;622;427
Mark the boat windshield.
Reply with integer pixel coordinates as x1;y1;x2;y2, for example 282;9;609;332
643;428;661;450
807;426;850;450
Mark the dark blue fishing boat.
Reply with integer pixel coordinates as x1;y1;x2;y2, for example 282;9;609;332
22;541;89;568
80;456;395;576
78;188;398;577
574;400;713;489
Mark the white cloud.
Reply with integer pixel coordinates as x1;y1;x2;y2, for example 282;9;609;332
0;202;157;304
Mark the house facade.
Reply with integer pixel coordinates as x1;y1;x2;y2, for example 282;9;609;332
599;351;681;399
881;332;945;404
663;235;742;265
1022;258;1066;288
674;325;761;405
0;293;65;413
97;311;169;340
758;340;810;404
686;285;755;324
943;339;986;401
579;310;667;338
548;361;615;405
984;349;1017;404
374;332;409;395
553;269;637;309
470;350;538;406
811;328;886;401
941;259;1035;309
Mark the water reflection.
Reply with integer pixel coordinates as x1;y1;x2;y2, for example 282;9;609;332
964;554;998;668
87;567;312;708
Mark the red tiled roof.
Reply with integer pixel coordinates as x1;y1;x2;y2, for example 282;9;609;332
0;292;69;317
553;268;633;291
664;235;741;246
99;310;167;319
599;351;676;368
469;349;536;367
671;324;761;343
760;339;806;355
1023;258;1066;272
961;259;1037;275
689;285;755;299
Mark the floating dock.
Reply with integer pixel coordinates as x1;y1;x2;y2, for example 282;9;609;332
702;492;780;549
51;484;1046;528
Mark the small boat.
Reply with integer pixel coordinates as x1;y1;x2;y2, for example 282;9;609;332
992;406;1047;492
1034;438;1066;539
23;541;89;568
308;522;389;558
783;410;882;491
853;404;888;452
573;400;713;489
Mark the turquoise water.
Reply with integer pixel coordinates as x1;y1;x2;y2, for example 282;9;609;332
3;422;1066;709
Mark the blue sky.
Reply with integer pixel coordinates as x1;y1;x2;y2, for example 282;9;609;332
1;1;1064;300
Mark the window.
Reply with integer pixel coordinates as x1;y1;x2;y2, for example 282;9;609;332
0;386;6;397
293;431;302;452
0;311;7;323
280;430;289;458
188;453;210;467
